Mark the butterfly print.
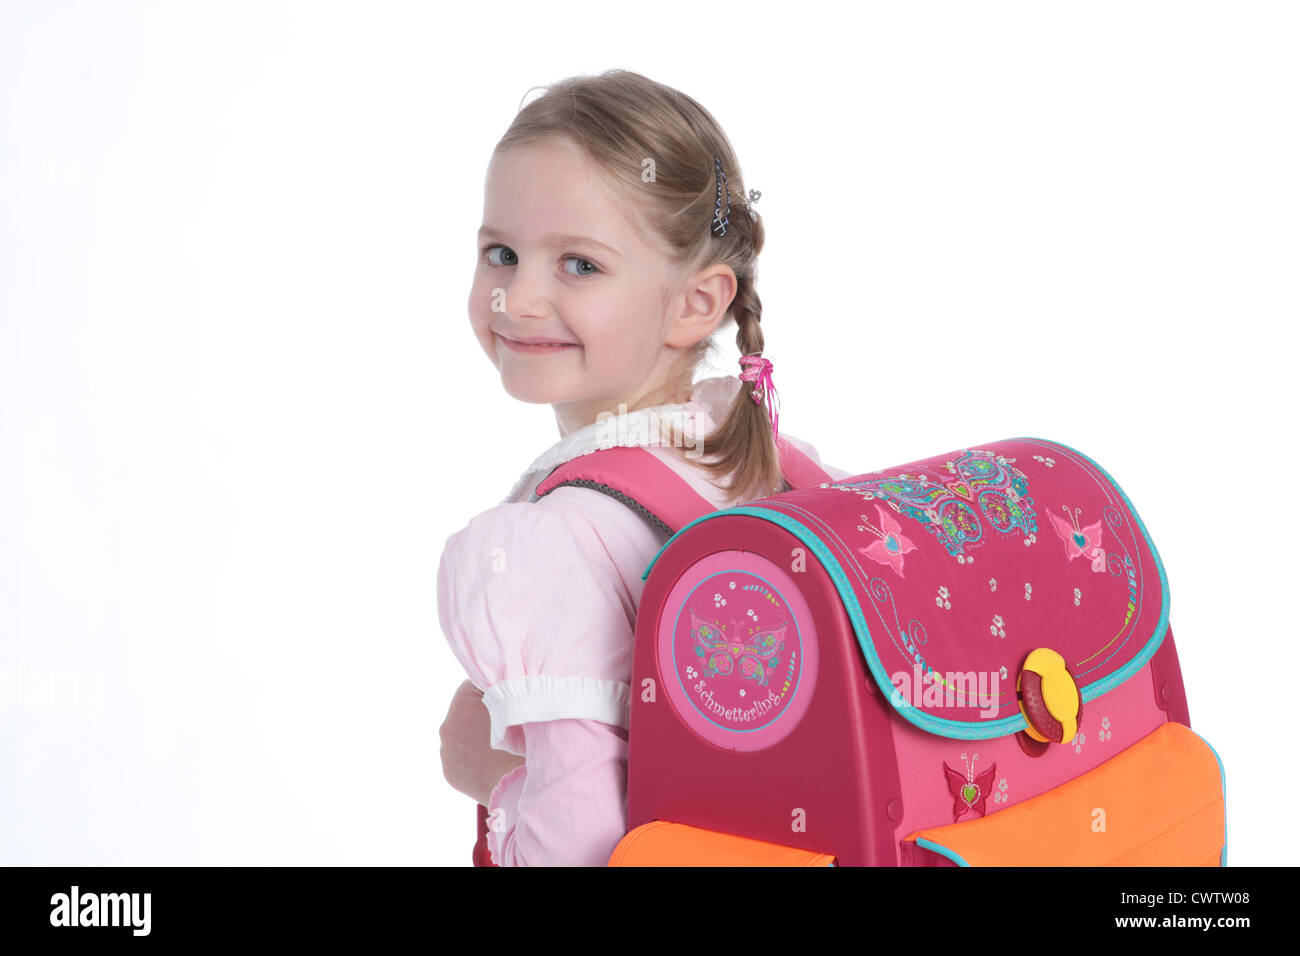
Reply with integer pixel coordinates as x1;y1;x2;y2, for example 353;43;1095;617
943;757;998;821
1048;504;1106;571
857;503;918;579
691;612;787;687
836;449;1038;558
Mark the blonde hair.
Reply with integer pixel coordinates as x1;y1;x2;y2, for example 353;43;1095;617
494;69;781;504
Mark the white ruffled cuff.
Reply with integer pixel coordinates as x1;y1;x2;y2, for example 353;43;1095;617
481;675;632;752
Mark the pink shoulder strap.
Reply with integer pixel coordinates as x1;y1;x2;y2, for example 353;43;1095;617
774;435;835;490
532;436;835;536
533;446;710;536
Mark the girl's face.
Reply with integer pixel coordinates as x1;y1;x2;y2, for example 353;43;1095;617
468;136;731;436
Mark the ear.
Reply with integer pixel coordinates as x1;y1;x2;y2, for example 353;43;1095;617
664;263;737;349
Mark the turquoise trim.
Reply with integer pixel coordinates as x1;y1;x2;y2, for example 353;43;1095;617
640;437;1172;740
916;836;971;867
1189;728;1228;867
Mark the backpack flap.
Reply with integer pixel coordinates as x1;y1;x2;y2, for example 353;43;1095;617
652;436;1171;741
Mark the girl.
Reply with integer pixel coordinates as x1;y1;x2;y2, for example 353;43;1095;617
437;69;852;866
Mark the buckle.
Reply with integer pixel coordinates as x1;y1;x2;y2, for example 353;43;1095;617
1017;647;1083;745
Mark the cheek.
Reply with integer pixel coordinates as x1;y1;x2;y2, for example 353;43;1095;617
577;299;659;363
470;270;507;318
467;275;490;325
466;277;500;358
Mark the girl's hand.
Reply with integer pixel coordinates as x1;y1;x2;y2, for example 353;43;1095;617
439;679;527;806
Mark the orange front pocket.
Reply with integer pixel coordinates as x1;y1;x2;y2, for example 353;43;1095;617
902;721;1226;866
609;820;836;867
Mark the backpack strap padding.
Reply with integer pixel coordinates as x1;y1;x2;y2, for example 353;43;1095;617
533;437;839;536
534;446;716;535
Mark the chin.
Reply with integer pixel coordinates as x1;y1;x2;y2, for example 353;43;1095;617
498;371;568;406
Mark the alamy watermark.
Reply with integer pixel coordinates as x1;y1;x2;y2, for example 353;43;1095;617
594;404;705;459
0;668;105;719
890;663;1001;719
49;885;150;936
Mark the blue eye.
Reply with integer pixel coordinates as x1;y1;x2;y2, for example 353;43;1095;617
479;245;600;277
563;256;600;277
481;244;517;266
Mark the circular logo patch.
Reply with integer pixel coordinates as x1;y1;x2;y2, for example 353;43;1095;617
658;550;817;751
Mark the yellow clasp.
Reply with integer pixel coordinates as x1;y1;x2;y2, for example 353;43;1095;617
1018;647;1081;744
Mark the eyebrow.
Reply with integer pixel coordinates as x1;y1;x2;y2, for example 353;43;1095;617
477;227;622;258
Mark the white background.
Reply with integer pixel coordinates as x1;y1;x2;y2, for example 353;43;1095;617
1;0;1294;865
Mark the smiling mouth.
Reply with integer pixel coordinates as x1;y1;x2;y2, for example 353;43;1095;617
496;332;580;353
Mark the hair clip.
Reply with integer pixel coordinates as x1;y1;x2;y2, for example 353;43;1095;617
712;156;731;238
712;157;761;236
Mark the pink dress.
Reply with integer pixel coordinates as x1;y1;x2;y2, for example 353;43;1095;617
436;375;852;865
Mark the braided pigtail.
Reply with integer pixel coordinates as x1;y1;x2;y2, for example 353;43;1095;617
692;272;785;504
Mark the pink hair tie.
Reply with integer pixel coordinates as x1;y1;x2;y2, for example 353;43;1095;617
738;354;780;441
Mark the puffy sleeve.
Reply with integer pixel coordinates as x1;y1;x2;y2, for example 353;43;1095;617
437;492;650;865
436;497;638;758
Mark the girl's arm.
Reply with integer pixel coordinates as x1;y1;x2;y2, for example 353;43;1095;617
439;679;526;805
437;491;655;866
484;717;628;867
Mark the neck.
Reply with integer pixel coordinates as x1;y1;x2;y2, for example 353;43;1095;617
553;383;693;439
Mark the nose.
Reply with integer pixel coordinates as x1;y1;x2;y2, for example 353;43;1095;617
498;263;551;325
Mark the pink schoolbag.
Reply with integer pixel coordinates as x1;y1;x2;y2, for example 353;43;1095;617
474;436;1226;867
